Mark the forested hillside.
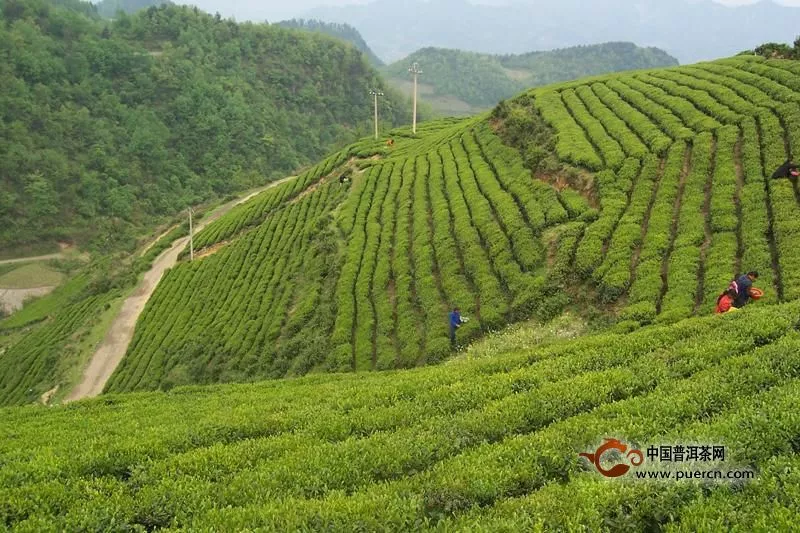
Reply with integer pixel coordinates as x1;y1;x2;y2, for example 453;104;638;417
276;18;383;67
384;43;678;112
0;0;410;252
93;0;168;18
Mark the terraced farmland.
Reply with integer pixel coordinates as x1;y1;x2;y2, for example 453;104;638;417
539;55;800;324
3;302;800;529
0;273;122;406
102;54;800;393
106;117;578;392
4;53;800;530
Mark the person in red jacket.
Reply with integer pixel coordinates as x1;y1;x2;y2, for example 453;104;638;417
715;288;738;314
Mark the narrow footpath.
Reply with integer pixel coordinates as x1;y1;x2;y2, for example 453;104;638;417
0;253;63;266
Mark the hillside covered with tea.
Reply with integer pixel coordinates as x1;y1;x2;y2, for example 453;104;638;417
95;54;800;393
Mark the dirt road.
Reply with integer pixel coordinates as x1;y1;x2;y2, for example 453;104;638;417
66;177;294;402
0;253;62;266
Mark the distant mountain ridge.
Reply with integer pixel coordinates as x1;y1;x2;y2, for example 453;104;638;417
276;18;384;67
383;42;678;114
308;0;800;64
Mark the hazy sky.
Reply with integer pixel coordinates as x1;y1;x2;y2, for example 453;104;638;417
185;0;800;23
720;0;800;3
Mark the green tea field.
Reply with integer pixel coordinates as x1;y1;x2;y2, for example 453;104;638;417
2;303;800;529
3;49;800;530
99;54;800;393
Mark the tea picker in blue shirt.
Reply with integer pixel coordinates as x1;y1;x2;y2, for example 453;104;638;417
449;307;468;347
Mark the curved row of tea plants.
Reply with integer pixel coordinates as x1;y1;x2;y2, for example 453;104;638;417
106;120;578;391
531;55;800;326
2;303;800;529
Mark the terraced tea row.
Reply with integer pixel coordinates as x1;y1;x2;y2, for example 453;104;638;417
0;273;121;405
535;55;800;324
96;55;800;394
2;302;799;529
6;54;800;404
107;121;586;391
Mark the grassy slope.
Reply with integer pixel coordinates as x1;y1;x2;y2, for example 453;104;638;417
100;54;800;397
2;302;800;529
3;54;800;408
103;116;582;393
0;180;299;406
0;263;64;289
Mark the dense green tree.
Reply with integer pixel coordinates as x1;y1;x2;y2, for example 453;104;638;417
94;0;169;19
749;36;800;59
0;0;411;252
276;18;384;67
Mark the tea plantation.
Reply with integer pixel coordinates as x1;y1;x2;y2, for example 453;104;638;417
101;54;800;392
2;303;800;529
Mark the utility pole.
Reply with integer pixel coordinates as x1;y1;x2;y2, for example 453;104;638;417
369;89;383;139
408;62;422;134
188;207;194;261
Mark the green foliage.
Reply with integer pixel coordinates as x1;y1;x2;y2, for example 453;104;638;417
385;47;521;108
491;94;559;175
96;120;577;393
2;303;800;528
7;56;800;533
488;55;800;325
6;52;800;404
95;55;800;392
574;160;640;278
626;143;687;309
562;88;625;170
276;18;383;67
545;222;583;288
0;256;135;405
535;90;603;171
747;36;800;60
594;155;660;302
94;0;169;18
0;0;410;252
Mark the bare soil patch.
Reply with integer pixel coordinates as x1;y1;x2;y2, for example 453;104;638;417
0;287;55;315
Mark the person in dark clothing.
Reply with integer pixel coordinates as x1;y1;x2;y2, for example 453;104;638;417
771;159;799;180
731;271;759;309
449;307;465;347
